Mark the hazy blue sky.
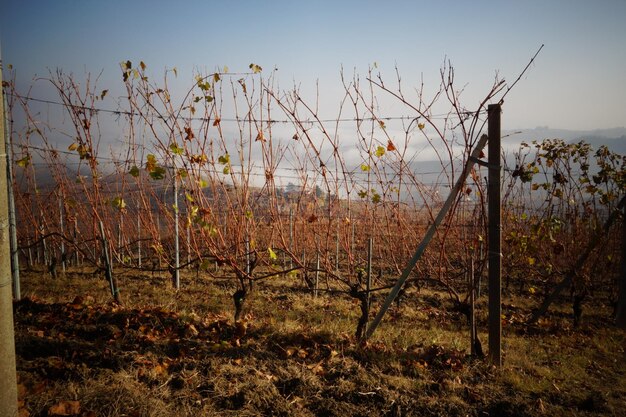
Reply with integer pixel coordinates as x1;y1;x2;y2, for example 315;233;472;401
1;0;625;131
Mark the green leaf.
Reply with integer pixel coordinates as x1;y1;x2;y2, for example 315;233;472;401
149;166;166;180
199;178;208;188
129;165;140;177
223;165;230;175
360;164;370;172
375;146;386;157
169;142;183;155
357;190;368;199
185;192;194;203
218;154;230;164
371;192;381;204
111;196;126;210
268;247;278;261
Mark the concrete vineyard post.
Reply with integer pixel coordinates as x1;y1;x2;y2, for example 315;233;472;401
4;112;19;299
0;56;19;416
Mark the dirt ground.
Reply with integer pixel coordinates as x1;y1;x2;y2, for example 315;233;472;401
13;267;626;416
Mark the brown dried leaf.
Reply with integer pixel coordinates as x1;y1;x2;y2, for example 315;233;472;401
48;400;81;416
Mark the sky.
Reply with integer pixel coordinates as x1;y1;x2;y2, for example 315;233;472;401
1;0;625;132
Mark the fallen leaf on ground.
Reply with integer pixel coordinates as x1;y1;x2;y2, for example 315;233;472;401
48;400;81;416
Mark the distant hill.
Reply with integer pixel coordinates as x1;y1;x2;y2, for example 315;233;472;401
502;127;626;155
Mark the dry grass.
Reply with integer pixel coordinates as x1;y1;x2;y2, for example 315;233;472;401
14;266;626;416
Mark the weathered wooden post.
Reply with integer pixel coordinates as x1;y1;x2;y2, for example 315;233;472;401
99;221;121;304
289;207;294;269
470;253;477;356
173;177;180;289
59;195;66;273
137;214;142;268
367;237;373;310
487;103;502;366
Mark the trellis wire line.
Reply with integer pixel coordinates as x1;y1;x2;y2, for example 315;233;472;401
6;92;487;124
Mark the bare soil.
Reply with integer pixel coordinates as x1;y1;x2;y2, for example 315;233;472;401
13;267;626;416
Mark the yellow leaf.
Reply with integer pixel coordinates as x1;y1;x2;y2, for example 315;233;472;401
418;122;425;130
68;143;79;151
249;63;262;73
16;155;30;168
268;247;277;261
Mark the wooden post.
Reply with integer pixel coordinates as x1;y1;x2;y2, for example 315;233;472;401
99;221;120;304
487;103;502;366
137;214;142;268
245;238;251;276
0;54;19;417
73;217;79;266
335;222;340;273
186;225;191;268
366;237;373;310
117;213;123;263
289;207;294;269
477;238;484;297
314;251;320;298
59;196;66;273
470;253;476;356
613;202;626;328
173;177;180;289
